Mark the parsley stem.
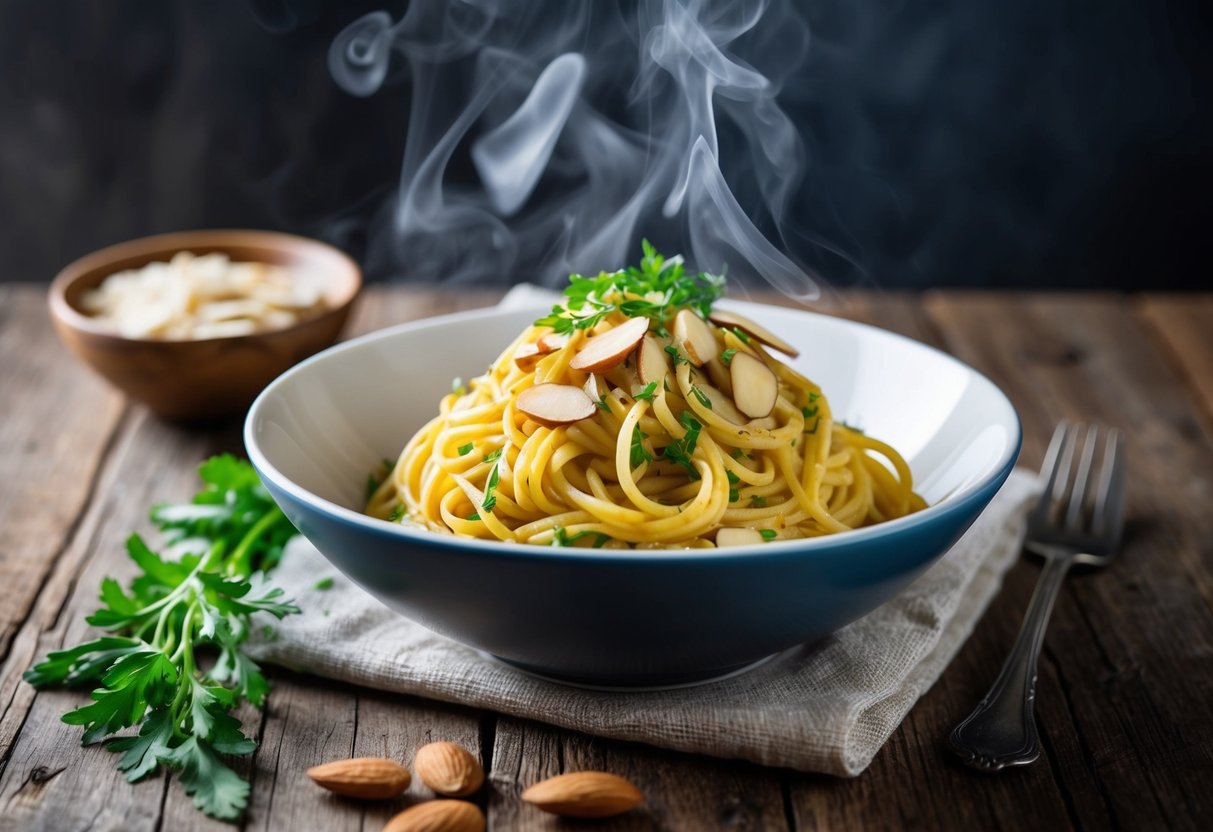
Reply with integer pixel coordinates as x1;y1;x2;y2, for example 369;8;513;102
226;506;285;578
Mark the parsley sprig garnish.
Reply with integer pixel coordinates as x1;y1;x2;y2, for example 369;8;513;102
24;455;299;821
551;526;611;548
534;240;726;337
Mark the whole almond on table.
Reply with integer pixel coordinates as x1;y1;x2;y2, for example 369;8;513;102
413;741;485;797
305;757;411;799
521;771;644;818
383;799;485;832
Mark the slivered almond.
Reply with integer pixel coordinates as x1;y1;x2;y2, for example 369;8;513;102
383;800;485;832
716;528;767;547
690;381;747;425
305;757;410;799
673;309;716;366
513;342;543;371
537;332;569;352
583;372;601;404
570;316;648;373
413;741;484;797
521;771;644;818
517;383;596;426
730;352;778;419
709;309;799;357
514;332;568;370
637;334;670;387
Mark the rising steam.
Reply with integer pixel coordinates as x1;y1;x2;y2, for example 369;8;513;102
328;0;819;298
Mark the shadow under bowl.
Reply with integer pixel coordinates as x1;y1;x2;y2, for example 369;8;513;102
245;300;1021;686
49;229;361;423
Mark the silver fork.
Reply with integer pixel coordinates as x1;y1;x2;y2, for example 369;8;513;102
949;422;1125;772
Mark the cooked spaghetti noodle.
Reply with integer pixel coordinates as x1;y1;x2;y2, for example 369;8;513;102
368;249;925;548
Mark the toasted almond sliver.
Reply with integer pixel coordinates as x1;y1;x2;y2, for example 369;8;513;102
708;309;799;357
513;342;543;371
517;383;597;426
716;528;766;547
583;372;601;404
537;332;570;352
730;352;779;419
673;309;716;366
569;316;649;373
637;334;670;387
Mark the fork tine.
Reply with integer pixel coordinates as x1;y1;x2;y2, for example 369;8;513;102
1092;428;1126;543
1064;424;1100;532
1031;422;1074;529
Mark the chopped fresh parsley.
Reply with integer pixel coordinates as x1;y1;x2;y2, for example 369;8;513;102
631;426;654;468
595;395;610;412
730;448;745;460
665;345;690;366
533;241;726;337
481;463;501;513
731;327;751;344
690;386;712;409
760;529;778;541
729;489;740;502
750;495;768;507
726;470;741;485
466;512;480;521
551;526;611;548
801;405;819;420
634;382;658;401
457;442;474;456
720;348;738;366
662;413;703;480
313;577;334;591
387;505;406;522
483;448;503;464
804;418;821;435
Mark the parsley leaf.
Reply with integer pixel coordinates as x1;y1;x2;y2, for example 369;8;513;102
535;242;726;337
630;426;654;468
690;386;712;409
24;455;299;821
634;382;658;401
457;442;474;456
760;529;778;541
665;345;690;366
720;348;738;366
750;495;768;507
482;462;501;512
662;413;703;480
551;526;611;548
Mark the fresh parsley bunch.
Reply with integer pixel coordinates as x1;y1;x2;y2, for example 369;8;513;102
25;455;298;821
534;240;726;336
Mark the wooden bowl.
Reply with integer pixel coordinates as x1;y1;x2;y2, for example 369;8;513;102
49;229;361;423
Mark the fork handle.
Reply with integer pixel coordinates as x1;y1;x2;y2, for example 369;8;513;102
949;553;1074;771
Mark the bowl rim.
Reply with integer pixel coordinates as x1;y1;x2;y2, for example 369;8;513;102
48;228;362;345
245;299;1023;563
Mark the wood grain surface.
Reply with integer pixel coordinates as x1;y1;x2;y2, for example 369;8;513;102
1;286;1210;831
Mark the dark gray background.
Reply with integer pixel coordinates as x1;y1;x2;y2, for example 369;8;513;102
1;0;1209;289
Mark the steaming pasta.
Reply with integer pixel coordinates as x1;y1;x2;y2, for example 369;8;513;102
367;248;925;548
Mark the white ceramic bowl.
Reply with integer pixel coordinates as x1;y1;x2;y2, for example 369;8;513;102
245;300;1021;685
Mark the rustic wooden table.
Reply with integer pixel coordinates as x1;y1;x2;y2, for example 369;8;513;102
1;285;1211;831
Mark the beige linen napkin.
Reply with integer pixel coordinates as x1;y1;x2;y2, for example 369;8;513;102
247;284;1034;774
248;472;1032;776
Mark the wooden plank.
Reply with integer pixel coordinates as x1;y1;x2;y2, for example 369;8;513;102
766;292;1085;831
1138;294;1213;426
0;286;502;830
488;717;790;831
920;292;1213;830
0;288;126;667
